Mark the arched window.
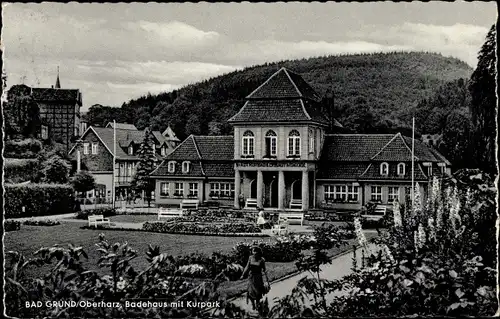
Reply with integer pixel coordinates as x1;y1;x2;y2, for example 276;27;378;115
380;162;389;176
242;131;254;156
168;161;176;173
397;163;405;176
128;145;134;155
182;161;190;173
287;130;301;156
265;130;277;157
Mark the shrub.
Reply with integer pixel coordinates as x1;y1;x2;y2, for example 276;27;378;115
70;171;96;194
39;154;71;184
4;184;75;218
232;240;302;264
4;138;43;158
75;208;117;220
23;219;61;226
142;221;261;235
4;220;21;232
4;158;39;183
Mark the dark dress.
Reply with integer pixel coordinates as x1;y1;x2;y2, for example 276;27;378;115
244;257;266;301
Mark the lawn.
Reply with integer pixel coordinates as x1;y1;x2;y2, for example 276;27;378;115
4;222;268;278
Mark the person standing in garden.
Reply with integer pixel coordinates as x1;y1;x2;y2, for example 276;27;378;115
240;246;270;313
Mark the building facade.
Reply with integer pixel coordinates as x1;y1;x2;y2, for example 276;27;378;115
69;123;179;200
152;68;451;211
31;72;82;150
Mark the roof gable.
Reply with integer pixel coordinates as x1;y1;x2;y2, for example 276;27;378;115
370;133;417;161
106;122;138;130
193;136;234;161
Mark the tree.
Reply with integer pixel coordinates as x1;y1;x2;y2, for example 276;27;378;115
4;85;41;139
71;171;96;198
469;24;496;174
39;154;71;184
131;127;157;207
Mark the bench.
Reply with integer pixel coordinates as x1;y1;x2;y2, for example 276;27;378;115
88;215;110;228
271;217;289;236
158;208;184;220
363;205;387;221
180;199;199;210
289;199;302;209
245;198;257;209
279;212;305;226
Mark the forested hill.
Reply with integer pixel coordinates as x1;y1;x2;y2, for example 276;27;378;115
85;52;473;140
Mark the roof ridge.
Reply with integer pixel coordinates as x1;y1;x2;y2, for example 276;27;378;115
283;68;304;98
245;69;284;99
299;99;312;120
191;135;203;160
360;163;372;177
399;133;420;161
228;100;249;122
370;133;400;160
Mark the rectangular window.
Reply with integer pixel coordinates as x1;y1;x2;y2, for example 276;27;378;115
324;185;334;200
210;183;220;196
335;185;347;201
128;146;133;155
347;185;359;202
83;143;89;155
388;187;400;203
210;183;235;198
161;147;166;156
119;163;125;176
174;183;184;196
242;137;254;156
371;186;383;202
127;163;132;176
189;183;198;197
309;137;314;154
160;182;169;196
91;143;98;155
265;136;277;157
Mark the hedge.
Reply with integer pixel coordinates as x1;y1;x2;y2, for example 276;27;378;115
5;220;21;232
4;184;76;218
4;138;43;159
143;221;262;234
75;208;117;220
4;158;39;183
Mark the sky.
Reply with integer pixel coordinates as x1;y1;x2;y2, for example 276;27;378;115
2;2;497;111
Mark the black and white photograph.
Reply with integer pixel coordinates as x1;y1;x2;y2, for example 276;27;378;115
1;2;498;318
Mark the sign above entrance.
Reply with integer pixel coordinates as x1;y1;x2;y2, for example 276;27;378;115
236;161;306;168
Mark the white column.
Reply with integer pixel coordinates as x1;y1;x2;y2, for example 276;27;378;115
77;150;81;172
257;170;263;208
234;169;241;209
278;170;285;210
301;170;309;211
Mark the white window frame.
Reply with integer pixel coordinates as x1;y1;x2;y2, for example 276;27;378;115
210;182;234;198
127;163;132;176
324;185;334;200
242;131;255;156
371;186;383;202
128;145;133;156
91;143;98;155
119;163;125;176
335;185;347;201
309;136;315;154
380;162;389;176
347;185;359;202
265;130;277;157
174;183;184;196
182;161;190;173
287;130;301;156
168;161;176;173
161;146;166;156
160;182;169;196
397;163;405;176
388;187;400;203
83;143;89;155
189;183;198;197
210;183;220;197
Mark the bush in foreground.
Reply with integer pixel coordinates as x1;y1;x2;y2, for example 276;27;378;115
23;219;61;226
75;208;117;220
4;184;75;218
5;220;21;232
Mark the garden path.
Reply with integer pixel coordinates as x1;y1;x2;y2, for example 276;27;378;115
230;242;379;313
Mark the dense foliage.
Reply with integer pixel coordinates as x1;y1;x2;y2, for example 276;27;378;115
84;52;471;140
271;169;498;317
71;170;96;195
4;84;41;139
4;158;40;183
4;220;21;232
23;219;61;226
3;138;43;159
4;184;76;218
469;24;497;174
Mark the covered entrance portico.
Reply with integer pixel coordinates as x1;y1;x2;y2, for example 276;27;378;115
234;162;314;211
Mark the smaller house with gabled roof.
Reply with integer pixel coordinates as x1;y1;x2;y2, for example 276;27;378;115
151;67;451;212
68;123;178;200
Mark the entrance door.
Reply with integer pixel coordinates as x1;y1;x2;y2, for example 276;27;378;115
249;179;257;198
291;179;302;199
269;179;278;207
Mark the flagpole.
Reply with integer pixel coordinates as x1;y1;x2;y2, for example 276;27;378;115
411;117;415;213
112;120;116;208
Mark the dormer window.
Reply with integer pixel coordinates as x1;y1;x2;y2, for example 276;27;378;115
128;145;134;155
182;161;190;173
397;163;405;176
168;161;176;173
265;130;277;157
242;131;255;157
161;146;166;156
380;162;389;176
287;130;301;157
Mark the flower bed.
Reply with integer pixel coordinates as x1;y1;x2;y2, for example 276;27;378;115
23;219;61;226
142;221;261;234
75;208;117;220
